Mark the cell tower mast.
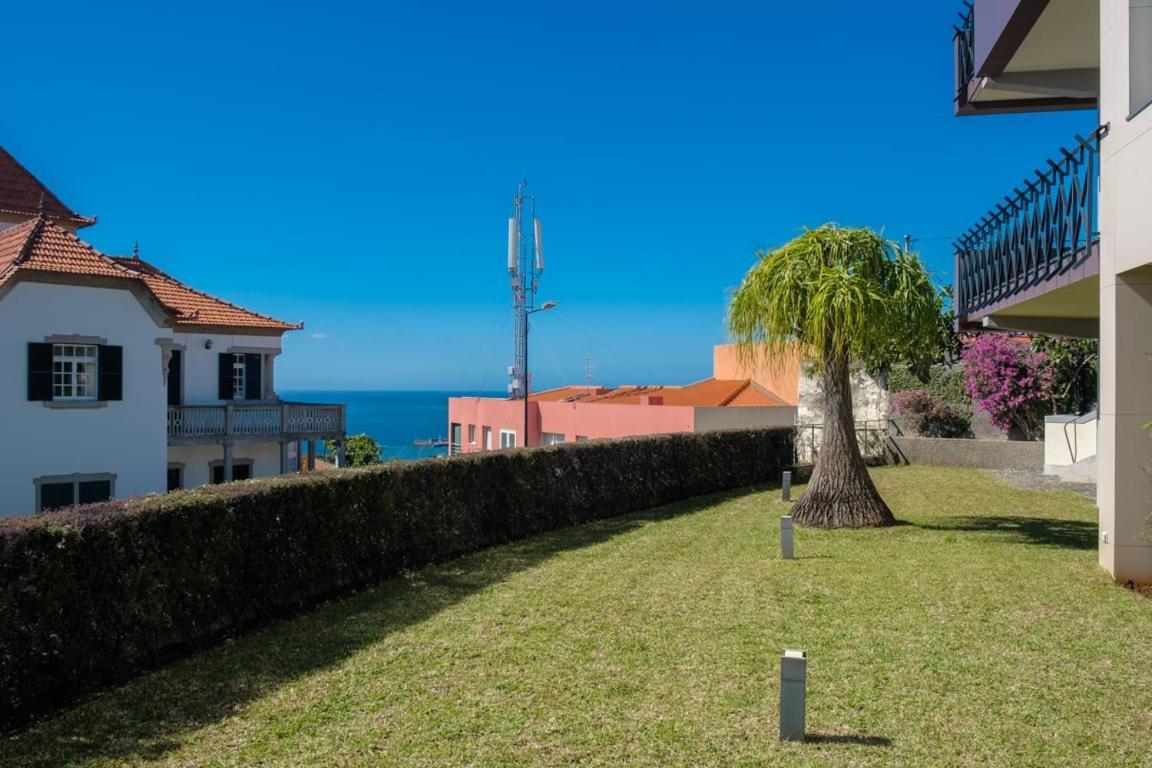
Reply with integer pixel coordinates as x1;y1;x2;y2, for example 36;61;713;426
507;180;543;400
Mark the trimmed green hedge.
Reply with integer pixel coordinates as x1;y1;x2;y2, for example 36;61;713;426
0;428;792;727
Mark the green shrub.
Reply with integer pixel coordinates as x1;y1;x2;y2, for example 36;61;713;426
0;428;792;727
324;433;381;466
889;363;970;406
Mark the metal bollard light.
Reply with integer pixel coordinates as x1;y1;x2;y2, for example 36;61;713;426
779;649;807;742
781;470;792;502
780;515;794;560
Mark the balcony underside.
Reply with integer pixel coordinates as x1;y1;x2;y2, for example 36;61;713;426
961;263;1099;338
955;0;1099;116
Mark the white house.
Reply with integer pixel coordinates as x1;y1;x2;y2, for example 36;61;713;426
0;148;345;516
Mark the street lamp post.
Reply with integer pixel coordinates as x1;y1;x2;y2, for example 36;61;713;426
523;300;558;447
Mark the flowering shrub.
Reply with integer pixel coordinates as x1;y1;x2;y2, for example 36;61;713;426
891;389;971;438
962;334;1054;439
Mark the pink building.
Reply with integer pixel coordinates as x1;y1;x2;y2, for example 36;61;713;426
447;345;800;454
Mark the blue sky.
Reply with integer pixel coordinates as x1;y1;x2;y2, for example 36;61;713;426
1;1;1091;390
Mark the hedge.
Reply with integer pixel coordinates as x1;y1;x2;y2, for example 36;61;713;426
0;427;792;728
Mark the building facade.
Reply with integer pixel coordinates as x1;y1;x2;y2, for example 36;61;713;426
447;344;888;455
951;0;1152;581
0;149;345;516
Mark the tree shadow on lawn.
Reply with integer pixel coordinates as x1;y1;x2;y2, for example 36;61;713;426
911;516;1097;550
1;487;758;768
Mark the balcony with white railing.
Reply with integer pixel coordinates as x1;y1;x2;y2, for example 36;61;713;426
167;402;346;445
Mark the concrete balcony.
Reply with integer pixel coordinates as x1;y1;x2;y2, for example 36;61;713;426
953;0;1099;116
167;402;346;445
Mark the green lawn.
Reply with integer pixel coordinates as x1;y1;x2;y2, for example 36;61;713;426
3;466;1150;767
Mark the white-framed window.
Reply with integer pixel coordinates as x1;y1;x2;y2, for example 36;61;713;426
482;426;492;450
541;432;565;446
467;424;477;444
499;429;517;449
52;344;98;401
232;353;247;400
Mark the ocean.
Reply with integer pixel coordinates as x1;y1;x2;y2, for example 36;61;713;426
281;390;499;461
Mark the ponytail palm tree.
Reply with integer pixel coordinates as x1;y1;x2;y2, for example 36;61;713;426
728;224;939;528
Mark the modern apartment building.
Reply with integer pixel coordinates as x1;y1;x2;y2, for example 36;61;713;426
0;147;346;516
952;0;1151;581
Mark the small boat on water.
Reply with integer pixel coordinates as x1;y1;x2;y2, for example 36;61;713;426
412;437;450;447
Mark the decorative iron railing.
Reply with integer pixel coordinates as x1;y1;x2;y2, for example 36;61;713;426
953;2;975;103
168;402;345;443
954;127;1105;319
793;421;889;465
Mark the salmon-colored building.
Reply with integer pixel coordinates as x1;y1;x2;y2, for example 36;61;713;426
447;345;802;454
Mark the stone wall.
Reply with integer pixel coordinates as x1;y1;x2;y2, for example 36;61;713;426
797;367;889;426
887;436;1044;471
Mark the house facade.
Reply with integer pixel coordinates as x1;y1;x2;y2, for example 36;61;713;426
446;344;888;454
951;0;1152;581
0;149;345;516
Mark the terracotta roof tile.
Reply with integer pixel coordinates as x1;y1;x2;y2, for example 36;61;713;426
0;218;125;288
116;258;300;331
0;217;299;332
0;147;92;226
529;379;788;408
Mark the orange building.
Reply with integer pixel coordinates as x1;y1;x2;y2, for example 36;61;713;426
447;345;801;454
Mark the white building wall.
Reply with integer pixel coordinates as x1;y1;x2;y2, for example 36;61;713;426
171;330;282;404
169;441;283;488
796;367;889;426
0;281;171;516
1097;0;1152;581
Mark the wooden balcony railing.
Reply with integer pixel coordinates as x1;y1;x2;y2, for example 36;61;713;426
168;402;346;444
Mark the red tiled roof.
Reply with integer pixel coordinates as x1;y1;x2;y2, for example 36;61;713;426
0;217;299;332
529;379;788;408
0;147;92;227
116;257;300;331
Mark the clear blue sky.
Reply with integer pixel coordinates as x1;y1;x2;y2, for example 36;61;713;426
0;1;1091;390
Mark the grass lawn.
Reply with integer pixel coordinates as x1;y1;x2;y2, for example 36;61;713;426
3;466;1150;767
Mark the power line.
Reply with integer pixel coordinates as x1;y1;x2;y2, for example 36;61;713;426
547;313;661;384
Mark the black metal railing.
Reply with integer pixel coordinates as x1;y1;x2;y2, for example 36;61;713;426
953;2;975;103
955;127;1105;319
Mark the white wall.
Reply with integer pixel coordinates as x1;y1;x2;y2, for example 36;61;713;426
169;441;283;487
693;406;797;432
171;331;282;404
796;367;889;425
0;281;171;516
1097;0;1152;580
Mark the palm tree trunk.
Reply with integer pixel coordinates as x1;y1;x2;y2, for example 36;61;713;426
791;352;895;528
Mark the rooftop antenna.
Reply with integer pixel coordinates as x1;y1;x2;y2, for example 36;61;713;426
132;240;140;259
507;179;544;401
585;356;595;387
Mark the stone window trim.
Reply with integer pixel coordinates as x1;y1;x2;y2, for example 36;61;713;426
45;334;108;345
33;472;117;511
42;400;108;410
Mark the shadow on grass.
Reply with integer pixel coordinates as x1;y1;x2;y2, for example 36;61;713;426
912;516;1096;550
0;487;756;768
806;733;893;746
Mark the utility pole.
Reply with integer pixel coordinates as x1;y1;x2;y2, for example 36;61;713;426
903;233;913;253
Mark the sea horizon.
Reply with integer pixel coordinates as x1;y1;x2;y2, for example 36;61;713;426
281;389;503;461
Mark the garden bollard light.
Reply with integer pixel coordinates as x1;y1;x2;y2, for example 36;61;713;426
780;516;794;560
781;470;792;501
779;649;807;742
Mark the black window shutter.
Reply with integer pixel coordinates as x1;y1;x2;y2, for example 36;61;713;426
97;345;123;401
218;353;233;400
167;350;182;406
245;354;262;400
27;343;53;401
